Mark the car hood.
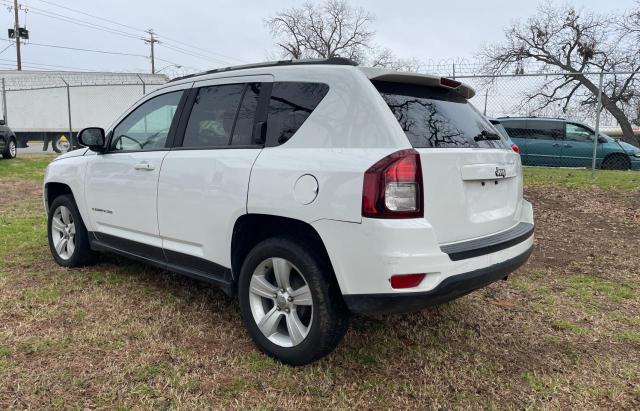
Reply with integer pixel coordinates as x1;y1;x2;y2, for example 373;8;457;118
616;140;640;154
53;147;88;161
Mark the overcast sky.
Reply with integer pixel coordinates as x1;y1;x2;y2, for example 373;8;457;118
0;0;635;76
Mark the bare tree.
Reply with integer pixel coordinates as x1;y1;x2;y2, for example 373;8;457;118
265;0;375;63
480;2;640;145
370;48;424;72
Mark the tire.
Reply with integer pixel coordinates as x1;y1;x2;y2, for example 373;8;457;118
47;194;97;267
601;154;630;170
51;136;71;154
2;138;16;159
238;237;350;366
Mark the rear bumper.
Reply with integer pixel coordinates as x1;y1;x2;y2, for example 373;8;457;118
343;244;533;314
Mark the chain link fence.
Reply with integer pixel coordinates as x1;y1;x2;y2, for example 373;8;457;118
444;68;639;172
0;71;168;153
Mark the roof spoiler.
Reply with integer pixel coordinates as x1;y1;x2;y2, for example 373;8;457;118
359;67;476;99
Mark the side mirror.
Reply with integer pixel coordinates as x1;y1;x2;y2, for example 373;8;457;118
0;119;5;126
78;127;106;153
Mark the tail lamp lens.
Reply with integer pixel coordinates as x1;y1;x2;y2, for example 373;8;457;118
390;273;426;289
362;149;423;218
511;143;520;154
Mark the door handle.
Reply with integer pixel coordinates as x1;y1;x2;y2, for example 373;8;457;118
134;162;155;171
552;143;561;148
564;144;571;148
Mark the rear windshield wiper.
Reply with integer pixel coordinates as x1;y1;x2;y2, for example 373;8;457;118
473;130;501;141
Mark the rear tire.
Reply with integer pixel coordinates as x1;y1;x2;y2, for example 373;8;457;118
47;194;97;267
2;138;16;159
238;237;349;365
601;154;630;170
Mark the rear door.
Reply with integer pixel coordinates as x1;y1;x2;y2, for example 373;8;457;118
157;76;270;272
523;120;565;166
563;123;598;167
375;81;521;243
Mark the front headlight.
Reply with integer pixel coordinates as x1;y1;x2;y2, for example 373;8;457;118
634;152;640;158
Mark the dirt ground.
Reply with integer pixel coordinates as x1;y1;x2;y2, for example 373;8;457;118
0;168;639;410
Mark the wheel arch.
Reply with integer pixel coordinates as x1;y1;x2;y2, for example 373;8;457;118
45;182;74;211
230;214;342;296
602;152;631;170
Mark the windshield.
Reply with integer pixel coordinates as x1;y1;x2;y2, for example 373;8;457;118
373;81;508;149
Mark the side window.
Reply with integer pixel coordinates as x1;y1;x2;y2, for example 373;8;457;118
526;121;563;140
231;83;261;146
566;123;594;142
182;84;244;148
111;91;183;152
267;82;329;145
502;120;528;138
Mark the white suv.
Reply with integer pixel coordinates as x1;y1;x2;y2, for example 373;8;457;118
44;58;534;365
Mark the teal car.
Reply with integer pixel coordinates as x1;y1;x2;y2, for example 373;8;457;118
499;117;640;170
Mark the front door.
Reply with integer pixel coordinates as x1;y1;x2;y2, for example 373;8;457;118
563;123;599;167
84;90;185;257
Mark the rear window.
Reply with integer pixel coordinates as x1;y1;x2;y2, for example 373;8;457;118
374;81;508;149
267;82;329;145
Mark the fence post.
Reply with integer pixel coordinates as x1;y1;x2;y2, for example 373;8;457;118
60;78;75;149
136;73;146;96
590;71;604;177
452;63;456;79
1;78;7;125
483;89;488;115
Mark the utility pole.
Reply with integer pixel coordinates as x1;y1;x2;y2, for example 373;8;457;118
144;29;158;74
13;0;21;70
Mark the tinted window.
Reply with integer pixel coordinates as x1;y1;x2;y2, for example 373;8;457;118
375;81;507;149
231;83;261;146
525;120;564;140
490;121;511;140
566;123;594;142
183;84;244;147
111;91;182;152
501;120;529;138
267;82;329;145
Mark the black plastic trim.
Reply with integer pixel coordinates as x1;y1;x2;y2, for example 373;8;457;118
440;222;534;261
169;57;357;83
343;245;533;314
89;232;233;295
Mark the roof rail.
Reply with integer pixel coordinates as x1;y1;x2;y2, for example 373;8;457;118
497;116;566;121
169;57;358;83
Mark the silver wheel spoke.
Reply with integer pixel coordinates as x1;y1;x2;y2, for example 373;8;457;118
286;311;307;346
60;207;72;224
290;285;312;306
257;306;283;337
250;275;277;299
272;258;291;290
68;223;76;235
55;238;67;255
52;217;65;232
66;237;75;255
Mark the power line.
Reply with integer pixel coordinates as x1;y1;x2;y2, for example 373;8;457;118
32;0;147;34
0;38;146;57
30;0;244;64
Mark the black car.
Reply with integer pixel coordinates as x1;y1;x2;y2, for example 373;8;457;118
0;120;17;160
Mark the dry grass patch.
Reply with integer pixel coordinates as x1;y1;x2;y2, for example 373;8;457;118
0;157;639;409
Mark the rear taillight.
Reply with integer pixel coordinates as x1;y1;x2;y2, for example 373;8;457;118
362;149;423;218
440;77;461;89
511;143;520;154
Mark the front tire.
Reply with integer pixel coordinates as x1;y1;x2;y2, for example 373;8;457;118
238;237;349;365
47;194;97;267
601;154;630;170
2;138;16;159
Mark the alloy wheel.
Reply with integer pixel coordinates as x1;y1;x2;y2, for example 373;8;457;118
51;205;76;260
248;257;313;347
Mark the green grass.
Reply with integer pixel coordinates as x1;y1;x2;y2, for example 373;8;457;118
0;153;56;181
524;166;640;190
564;275;636;303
